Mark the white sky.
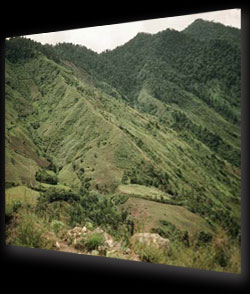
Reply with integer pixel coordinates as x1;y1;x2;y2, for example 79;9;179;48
24;9;241;53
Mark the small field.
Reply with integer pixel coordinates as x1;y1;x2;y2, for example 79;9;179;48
117;184;172;202
5;186;40;214
124;196;212;237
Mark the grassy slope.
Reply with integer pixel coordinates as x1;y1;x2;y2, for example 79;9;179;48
5;186;40;214
123;196;211;236
5;51;240;221
5;60;49;187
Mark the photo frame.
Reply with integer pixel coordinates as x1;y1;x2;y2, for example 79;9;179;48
1;3;249;292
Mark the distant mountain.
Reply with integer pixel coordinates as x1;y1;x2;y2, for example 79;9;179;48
183;18;240;44
5;20;241;270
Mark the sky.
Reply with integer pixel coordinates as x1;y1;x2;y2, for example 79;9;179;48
24;9;241;54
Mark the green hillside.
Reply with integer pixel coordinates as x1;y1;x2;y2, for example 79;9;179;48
5;20;241;273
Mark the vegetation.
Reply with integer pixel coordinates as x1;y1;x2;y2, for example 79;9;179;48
35;169;58;185
81;232;105;251
5;19;241;273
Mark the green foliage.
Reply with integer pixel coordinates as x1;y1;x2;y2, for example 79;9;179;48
152;220;183;242
53;43;100;78
134;242;168;264
183;18;240;44
171;110;240;166
5;37;39;63
69;192;132;239
12;211;53;249
12;200;22;213
38;188;79;203
35;169;58;185
196;231;213;247
51;220;65;234
45;156;58;173
176;188;241;239
6;37;60;64
124;164;171;193
82;232;105;251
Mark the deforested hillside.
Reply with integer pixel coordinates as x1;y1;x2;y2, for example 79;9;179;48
5;19;241;273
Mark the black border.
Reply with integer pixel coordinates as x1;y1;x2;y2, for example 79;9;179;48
1;2;249;292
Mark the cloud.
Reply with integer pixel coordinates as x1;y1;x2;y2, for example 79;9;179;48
24;9;241;53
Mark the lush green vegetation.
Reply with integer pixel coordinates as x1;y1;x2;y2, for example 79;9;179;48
35;169;58;185
5;19;241;273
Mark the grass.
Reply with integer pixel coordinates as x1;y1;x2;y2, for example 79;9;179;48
124;196;211;237
165;229;241;273
5;206;54;250
37;182;72;194
134;241;168;264
5;186;40;214
117;184;171;201
131;226;240;273
57;163;80;188
82;142;123;193
79;232;105;251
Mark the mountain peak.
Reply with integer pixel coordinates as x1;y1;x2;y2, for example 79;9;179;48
183;18;240;42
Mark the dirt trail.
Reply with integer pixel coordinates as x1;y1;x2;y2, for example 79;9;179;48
56;240;84;255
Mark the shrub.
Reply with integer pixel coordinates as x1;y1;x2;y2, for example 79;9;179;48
153;220;183;242
13;213;52;249
83;233;105;251
215;247;228;267
196;231;213;247
68;191;131;239
35;169;58;185
5;182;17;189
182;230;190;247
12;200;22;213
51;220;65;234
134;242;168;264
39;188;79;203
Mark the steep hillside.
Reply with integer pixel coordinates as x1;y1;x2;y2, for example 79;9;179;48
5;20;241;272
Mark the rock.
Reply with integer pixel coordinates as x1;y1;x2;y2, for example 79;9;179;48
124;248;131;254
72;226;82;232
93;227;104;234
132;233;170;251
98;245;106;255
105;238;114;248
68;226;87;239
68;227;78;237
91;250;99;255
106;250;117;258
82;226;87;233
55;241;60;249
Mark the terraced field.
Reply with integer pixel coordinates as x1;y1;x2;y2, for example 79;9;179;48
124;196;212;236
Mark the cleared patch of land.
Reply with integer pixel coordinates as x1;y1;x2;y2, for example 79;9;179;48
124;196;211;237
117;184;171;202
5;186;40;214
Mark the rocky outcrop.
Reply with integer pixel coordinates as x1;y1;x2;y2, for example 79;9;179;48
63;225;129;258
132;233;170;251
55;225;166;261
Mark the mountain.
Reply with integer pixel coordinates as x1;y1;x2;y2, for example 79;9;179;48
5;20;241;272
183;18;241;44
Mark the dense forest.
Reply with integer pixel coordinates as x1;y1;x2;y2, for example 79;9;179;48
5;19;241;273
